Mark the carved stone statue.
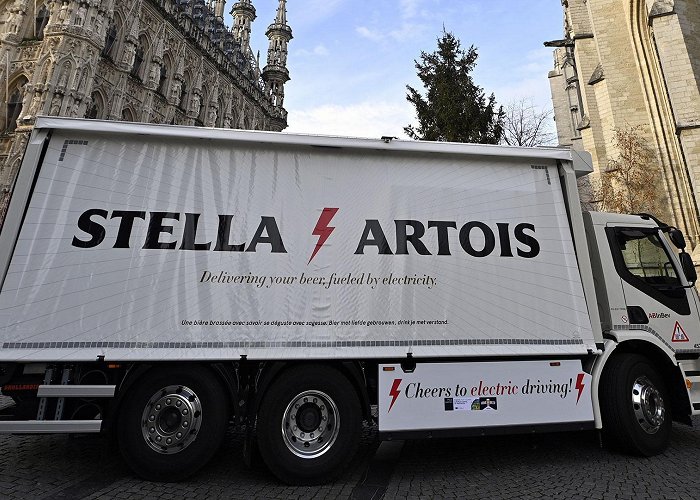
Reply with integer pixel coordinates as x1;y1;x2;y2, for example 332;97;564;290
49;94;62;115
6;0;26;34
207;106;217;126
189;94;200;115
30;92;42;116
58;2;70;23
75;5;87;27
148;63;160;87
122;43;135;67
58;67;69;89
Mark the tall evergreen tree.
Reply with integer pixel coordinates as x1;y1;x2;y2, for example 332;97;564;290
405;31;504;144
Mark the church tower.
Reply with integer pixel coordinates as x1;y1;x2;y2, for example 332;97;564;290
262;0;292;115
231;0;256;50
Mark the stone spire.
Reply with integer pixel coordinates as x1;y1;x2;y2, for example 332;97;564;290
231;0;256;50
214;0;226;18
262;0;292;109
273;0;287;25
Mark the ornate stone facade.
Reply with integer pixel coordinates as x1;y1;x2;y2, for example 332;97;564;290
0;0;292;218
548;0;700;254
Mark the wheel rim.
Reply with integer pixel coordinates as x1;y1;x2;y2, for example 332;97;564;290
281;390;340;459
141;385;202;454
632;376;665;434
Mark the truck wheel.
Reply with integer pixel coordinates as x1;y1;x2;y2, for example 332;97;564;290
256;365;361;485
600;353;671;456
117;366;229;481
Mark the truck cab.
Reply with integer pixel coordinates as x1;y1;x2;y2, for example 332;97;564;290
583;211;700;453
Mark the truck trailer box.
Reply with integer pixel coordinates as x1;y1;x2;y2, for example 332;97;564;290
0;118;598;362
1;118;699;485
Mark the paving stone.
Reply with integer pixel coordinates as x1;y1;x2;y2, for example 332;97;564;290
2;393;700;499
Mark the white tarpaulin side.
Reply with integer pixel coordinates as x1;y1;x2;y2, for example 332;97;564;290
0;129;595;361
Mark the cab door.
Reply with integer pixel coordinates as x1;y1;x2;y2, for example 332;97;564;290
606;226;700;352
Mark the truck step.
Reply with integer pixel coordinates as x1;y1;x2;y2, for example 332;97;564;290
0;420;102;433
680;367;700;415
36;385;116;398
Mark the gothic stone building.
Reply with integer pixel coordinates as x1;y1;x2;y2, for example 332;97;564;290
0;0;292;216
548;0;700;255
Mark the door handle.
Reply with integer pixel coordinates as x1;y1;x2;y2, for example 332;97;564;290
627;306;649;325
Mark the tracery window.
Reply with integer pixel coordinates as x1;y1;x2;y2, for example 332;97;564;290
35;4;49;40
158;63;168;95
131;44;144;80
4;77;28;133
103;22;118;59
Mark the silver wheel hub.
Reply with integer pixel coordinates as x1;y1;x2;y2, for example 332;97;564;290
632;376;665;434
282;390;339;459
141;385;202;454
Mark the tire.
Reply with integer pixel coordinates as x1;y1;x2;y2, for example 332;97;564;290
599;353;671;456
117;366;229;482
256;364;362;485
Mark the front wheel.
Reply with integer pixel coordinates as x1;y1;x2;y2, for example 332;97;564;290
599;353;671;456
256;365;362;485
117;366;229;481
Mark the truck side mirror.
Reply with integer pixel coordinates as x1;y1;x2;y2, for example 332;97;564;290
680;252;697;284
669;228;686;249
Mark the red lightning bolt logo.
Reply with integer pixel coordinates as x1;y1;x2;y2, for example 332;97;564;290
575;373;585;404
308;207;339;264
388;379;402;413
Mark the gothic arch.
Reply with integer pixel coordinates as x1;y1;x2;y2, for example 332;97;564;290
86;90;107;119
216;96;226;128
158;53;173;96
628;0;699;241
33;54;54;87
74;66;92;93
131;34;151;81
3;75;29;132
53;57;77;89
198;86;211;124
121;107;136;122
180;71;192;110
103;13;124;60
34;1;49;40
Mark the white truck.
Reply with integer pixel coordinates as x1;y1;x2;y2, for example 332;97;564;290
1;117;699;484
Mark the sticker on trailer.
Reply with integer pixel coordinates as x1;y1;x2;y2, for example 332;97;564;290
379;360;594;432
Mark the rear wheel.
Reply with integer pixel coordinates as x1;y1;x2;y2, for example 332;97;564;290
256;365;362;485
600;353;671;456
117;366;229;481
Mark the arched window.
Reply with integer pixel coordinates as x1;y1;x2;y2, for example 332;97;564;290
131;44;144;80
86;92;104;119
197;89;208;125
4;77;28;133
216;98;226;128
158;66;167;95
35;4;49;40
121;108;135;122
179;73;190;110
158;57;170;96
103;22;118;59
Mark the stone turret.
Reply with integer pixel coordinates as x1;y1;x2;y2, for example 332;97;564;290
214;0;226;18
231;0;255;50
262;0;292;110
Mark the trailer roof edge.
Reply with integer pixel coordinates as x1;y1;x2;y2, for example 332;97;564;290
34;116;585;166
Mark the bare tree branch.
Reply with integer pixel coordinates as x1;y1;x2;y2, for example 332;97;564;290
591;126;669;218
500;98;556;147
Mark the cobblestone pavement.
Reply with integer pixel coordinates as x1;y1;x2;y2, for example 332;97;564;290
2;392;700;500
